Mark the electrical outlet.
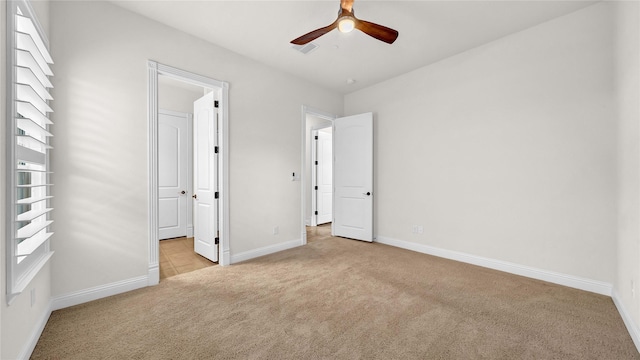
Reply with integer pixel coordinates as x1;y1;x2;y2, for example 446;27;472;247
417;226;424;234
273;226;279;235
30;288;36;307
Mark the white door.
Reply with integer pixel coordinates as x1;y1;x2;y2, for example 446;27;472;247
193;92;219;262
158;110;189;239
333;113;373;242
316;129;333;224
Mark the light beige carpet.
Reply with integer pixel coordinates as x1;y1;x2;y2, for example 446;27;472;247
32;235;639;359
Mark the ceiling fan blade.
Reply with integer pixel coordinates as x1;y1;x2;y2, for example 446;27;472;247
355;19;399;44
291;22;338;45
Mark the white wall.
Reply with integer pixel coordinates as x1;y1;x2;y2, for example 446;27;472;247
48;0;343;297
345;3;616;283
614;0;640;343
1;2;54;359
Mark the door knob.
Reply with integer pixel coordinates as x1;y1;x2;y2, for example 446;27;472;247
192;194;198;200
180;190;186;195
364;192;371;196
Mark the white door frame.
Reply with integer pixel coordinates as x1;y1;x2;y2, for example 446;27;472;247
148;61;230;285
300;105;337;245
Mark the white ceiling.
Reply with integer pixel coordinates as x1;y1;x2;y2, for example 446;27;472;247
111;0;597;94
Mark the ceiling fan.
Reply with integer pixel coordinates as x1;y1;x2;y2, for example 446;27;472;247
290;0;399;45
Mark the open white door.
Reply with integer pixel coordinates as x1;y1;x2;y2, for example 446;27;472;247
316;129;333;224
333;113;373;242
158;110;189;239
193;92;219;262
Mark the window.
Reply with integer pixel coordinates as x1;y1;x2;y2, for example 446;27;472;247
6;0;54;303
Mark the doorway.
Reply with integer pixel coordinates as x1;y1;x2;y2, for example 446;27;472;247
147;61;230;286
156;77;217;280
311;126;333;226
301;107;375;245
301;106;336;244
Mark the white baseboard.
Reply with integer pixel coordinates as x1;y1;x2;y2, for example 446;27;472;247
230;239;302;264
612;290;640;352
221;249;231;266
375;236;613;296
18;302;52;360
148;264;160;286
22;275;150;358
50;275;149;311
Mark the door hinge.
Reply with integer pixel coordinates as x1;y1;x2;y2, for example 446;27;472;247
315;211;318;215
214;100;219;108
214;146;219;153
215;192;219;199
214;237;219;245
315;135;318;140
315;161;318;165
314;186;318;190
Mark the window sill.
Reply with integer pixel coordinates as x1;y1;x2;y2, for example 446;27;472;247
7;250;54;305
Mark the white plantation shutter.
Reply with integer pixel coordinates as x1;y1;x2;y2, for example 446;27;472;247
7;1;54;300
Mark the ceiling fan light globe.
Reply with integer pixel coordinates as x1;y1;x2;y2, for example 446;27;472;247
338;17;355;33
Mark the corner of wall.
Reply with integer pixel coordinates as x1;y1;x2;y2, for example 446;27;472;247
613;290;640;352
613;0;640;354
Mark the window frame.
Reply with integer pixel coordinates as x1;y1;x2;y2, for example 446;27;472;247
5;0;54;304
